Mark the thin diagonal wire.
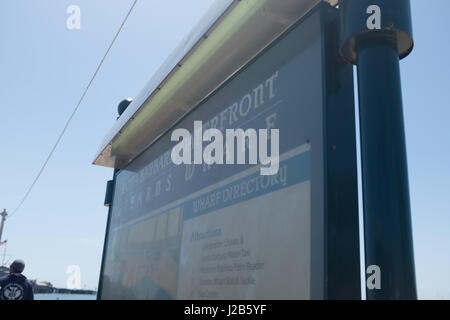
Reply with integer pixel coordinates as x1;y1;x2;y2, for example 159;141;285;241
9;0;139;219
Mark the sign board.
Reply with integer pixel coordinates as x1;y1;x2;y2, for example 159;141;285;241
98;3;360;300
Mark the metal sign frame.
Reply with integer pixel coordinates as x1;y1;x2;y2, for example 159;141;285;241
96;3;360;300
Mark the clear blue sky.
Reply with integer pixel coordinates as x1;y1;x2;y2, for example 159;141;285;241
0;0;448;298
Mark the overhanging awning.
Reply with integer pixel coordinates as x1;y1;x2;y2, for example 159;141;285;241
93;0;338;168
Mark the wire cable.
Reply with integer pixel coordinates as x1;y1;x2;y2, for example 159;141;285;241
8;0;139;219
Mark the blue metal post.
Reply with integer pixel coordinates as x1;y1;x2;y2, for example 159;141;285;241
340;0;417;299
357;38;416;299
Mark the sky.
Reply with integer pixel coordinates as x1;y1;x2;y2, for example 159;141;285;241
0;0;448;299
400;0;450;299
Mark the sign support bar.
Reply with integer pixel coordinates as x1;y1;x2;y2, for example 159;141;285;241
340;0;417;299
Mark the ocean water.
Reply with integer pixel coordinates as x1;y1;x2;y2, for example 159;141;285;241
35;293;96;300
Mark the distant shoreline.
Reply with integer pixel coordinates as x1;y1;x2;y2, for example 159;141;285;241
35;293;96;300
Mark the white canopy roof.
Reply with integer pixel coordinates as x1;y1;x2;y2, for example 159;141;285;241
94;0;337;168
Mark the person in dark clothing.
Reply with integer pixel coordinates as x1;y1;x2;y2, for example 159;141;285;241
0;259;34;300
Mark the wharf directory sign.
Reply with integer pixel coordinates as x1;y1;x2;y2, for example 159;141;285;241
99;8;332;300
